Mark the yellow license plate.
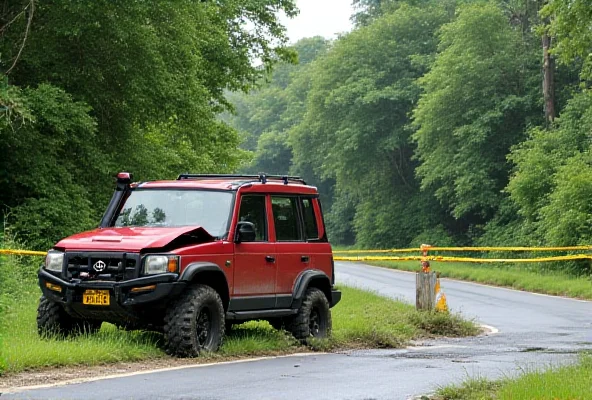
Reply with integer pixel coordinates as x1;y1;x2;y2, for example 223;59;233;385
82;290;110;306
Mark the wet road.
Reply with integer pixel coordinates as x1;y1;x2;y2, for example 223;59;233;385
4;262;592;400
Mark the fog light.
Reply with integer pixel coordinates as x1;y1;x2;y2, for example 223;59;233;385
45;282;62;293
130;285;157;293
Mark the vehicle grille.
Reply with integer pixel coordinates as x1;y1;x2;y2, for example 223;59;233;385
64;252;141;282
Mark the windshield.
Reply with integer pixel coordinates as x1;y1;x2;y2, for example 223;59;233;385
114;189;234;237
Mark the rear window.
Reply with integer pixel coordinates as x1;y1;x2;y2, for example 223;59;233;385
301;198;319;240
271;196;303;241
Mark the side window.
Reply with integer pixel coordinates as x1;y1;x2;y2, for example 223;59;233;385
271;196;302;241
301;198;319;240
238;195;267;241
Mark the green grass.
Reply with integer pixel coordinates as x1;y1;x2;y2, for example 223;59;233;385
1;294;165;373
0;284;478;375
368;261;592;299
329;286;477;349
436;354;592;400
220;321;301;356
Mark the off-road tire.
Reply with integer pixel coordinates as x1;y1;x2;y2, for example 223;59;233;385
37;295;102;337
286;287;331;342
163;284;225;357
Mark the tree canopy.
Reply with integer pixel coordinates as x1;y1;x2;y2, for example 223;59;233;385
0;0;296;248
3;0;591;277
226;0;592;274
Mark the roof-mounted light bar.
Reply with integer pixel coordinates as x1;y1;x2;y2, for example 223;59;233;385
176;173;306;185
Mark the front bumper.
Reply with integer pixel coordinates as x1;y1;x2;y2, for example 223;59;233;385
38;268;186;322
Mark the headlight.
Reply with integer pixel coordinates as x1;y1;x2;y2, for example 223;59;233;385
143;255;179;275
45;251;64;272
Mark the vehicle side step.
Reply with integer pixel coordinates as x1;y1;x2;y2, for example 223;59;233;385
226;309;297;321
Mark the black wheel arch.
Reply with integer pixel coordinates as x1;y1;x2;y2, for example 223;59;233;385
291;269;332;310
178;262;230;311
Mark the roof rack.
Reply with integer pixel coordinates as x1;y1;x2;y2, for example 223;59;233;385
176;173;306;185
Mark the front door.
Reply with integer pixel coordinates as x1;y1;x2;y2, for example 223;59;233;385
232;194;276;310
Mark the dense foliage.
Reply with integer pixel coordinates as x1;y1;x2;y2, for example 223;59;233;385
0;0;296;249
2;0;591;276
225;0;592;273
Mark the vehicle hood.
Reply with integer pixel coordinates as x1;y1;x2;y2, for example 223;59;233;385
55;226;214;252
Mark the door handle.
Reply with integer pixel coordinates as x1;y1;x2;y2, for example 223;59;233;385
265;255;276;263
301;256;310;263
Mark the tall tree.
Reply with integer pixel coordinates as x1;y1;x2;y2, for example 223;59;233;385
412;3;541;227
542;0;592;86
540;4;556;122
506;89;592;252
0;0;298;248
351;0;386;26
292;3;453;246
224;37;330;174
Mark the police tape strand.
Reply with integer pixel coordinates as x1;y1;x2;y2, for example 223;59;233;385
333;245;592;253
0;249;47;257
333;254;592;263
427;246;592;252
2;248;592;263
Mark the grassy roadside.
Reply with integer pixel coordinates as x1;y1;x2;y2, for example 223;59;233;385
366;261;592;299
435;354;592;400
0;283;478;375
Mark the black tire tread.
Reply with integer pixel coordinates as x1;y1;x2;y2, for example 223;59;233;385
37;295;65;336
37;295;101;337
163;284;225;357
286;287;332;341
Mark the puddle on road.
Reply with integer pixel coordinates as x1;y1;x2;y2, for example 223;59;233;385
519;347;580;355
521;347;546;352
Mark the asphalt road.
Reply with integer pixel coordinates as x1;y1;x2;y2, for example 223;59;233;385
4;262;592;400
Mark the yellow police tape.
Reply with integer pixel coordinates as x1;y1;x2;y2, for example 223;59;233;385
333;248;419;254
427;246;592;252
0;249;47;257
333;245;592;253
334;256;424;262
2;248;591;263
333;254;592;263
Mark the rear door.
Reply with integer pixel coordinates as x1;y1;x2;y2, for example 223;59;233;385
301;197;333;281
232;194;276;310
272;195;311;308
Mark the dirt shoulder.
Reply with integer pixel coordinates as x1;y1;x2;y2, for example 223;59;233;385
0;357;198;390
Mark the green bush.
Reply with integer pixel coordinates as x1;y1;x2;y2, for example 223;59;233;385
539;152;592;246
410;225;457;247
11;191;98;250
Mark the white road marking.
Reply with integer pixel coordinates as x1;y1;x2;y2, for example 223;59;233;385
479;324;500;335
2;353;325;394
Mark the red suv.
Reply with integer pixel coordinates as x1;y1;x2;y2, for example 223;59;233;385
37;173;341;356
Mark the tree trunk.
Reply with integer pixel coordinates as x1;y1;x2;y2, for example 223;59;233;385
542;32;555;123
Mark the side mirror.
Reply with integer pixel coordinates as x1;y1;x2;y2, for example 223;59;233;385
235;221;256;243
